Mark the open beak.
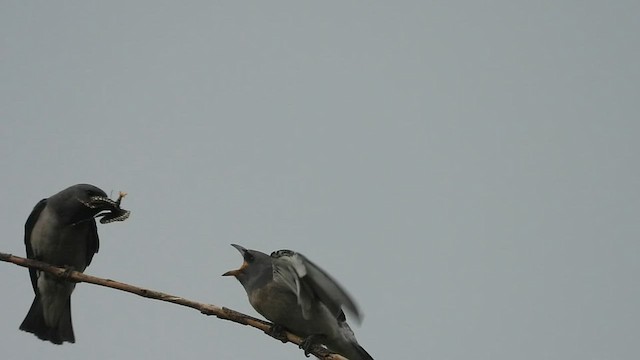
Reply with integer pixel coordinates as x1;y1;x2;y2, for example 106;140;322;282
222;244;249;277
222;261;248;277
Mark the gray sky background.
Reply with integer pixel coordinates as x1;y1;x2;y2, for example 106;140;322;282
1;1;639;359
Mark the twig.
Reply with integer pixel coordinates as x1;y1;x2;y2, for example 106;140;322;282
0;252;346;360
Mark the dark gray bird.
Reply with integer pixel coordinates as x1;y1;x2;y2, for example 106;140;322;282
223;244;373;360
20;184;130;344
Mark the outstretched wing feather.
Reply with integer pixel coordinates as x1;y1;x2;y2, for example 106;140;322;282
272;251;362;323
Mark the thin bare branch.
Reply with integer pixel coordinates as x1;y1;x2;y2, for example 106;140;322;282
0;251;346;360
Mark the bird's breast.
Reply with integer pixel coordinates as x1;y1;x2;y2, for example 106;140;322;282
249;282;299;323
248;281;336;337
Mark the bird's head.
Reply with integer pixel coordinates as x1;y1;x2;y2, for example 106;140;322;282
222;244;273;289
49;184;130;225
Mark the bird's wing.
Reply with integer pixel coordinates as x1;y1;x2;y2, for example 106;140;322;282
85;219;100;266
24;199;47;293
272;251;362;323
272;252;315;318
301;255;362;323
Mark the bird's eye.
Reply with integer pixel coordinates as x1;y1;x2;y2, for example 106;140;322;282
244;252;255;262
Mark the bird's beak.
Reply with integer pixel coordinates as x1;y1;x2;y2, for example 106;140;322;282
230;243;248;254
222;261;249;277
222;244;249;277
78;193;131;224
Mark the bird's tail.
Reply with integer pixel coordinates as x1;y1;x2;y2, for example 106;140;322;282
350;343;374;360
19;296;75;344
331;318;374;360
331;340;374;360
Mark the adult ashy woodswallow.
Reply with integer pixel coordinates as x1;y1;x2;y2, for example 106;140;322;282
20;184;130;344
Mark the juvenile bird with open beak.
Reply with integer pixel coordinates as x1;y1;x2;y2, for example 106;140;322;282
223;244;373;360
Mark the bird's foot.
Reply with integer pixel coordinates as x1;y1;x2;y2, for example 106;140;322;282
299;334;326;358
61;265;77;281
265;324;288;343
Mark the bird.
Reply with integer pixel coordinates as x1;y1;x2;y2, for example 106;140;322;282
223;244;373;360
19;184;130;344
